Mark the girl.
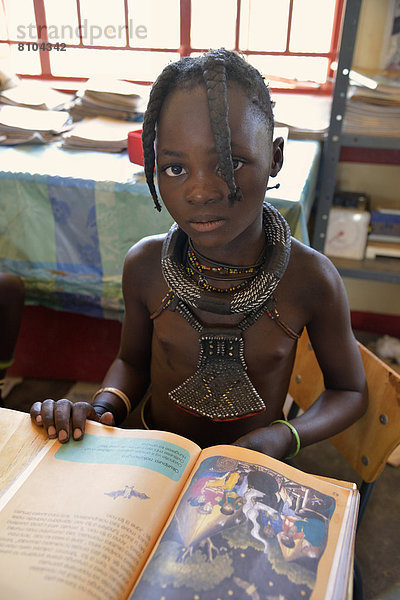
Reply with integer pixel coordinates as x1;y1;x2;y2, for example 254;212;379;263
31;49;367;460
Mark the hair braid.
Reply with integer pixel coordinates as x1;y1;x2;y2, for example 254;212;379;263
203;51;242;203
142;63;178;211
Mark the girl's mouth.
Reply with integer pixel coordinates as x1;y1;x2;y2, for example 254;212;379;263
189;218;226;232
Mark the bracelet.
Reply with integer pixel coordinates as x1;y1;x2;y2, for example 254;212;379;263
92;387;132;415
92;400;117;420
270;419;301;460
0;357;14;370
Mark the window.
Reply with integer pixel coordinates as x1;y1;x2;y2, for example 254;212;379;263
0;0;345;92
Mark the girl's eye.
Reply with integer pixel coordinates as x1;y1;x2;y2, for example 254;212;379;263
217;159;244;176
164;165;186;177
232;158;244;171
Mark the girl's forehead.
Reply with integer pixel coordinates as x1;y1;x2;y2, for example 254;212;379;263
157;82;265;129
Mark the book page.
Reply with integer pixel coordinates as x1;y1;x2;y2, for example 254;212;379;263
0;407;49;496
0;419;201;600
131;444;357;600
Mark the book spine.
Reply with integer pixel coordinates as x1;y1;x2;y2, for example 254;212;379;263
370;211;400;237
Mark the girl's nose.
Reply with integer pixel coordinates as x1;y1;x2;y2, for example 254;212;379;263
185;173;225;205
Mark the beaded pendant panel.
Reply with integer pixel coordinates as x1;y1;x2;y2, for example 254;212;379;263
169;328;266;421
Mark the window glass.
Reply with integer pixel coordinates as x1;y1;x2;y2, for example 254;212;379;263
290;0;337;53
3;0;36;41
191;0;236;49
43;0;80;45
10;42;40;74
50;48;179;80
240;0;290;52
79;0;126;47
127;0;180;48
0;0;341;88
249;54;329;85
0;3;8;39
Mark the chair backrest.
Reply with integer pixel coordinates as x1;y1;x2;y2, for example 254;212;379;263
288;330;400;483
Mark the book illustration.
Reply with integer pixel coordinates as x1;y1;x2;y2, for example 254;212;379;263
105;484;150;501
132;455;336;599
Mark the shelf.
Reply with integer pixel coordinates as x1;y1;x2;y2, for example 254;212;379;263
340;135;400;164
341;135;400;150
331;256;400;283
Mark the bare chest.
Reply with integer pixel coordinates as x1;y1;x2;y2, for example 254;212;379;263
151;300;299;380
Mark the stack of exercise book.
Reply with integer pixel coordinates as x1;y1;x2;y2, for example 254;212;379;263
0;407;359;600
0;104;72;145
69;77;149;123
61;116;139;152
343;70;400;137
0;80;70;111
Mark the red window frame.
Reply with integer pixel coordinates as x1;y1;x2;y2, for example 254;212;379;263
1;0;345;93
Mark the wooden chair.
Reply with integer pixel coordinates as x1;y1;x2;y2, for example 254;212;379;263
288;330;400;600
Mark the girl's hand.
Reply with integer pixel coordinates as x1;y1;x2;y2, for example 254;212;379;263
233;422;294;460
30;399;115;443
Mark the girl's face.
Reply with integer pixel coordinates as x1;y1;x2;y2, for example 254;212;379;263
156;83;283;261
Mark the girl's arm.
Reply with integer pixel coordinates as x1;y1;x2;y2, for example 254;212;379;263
30;240;155;443
235;252;368;459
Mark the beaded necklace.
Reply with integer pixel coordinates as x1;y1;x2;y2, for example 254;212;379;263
159;202;294;421
162;202;291;315
186;240;265;293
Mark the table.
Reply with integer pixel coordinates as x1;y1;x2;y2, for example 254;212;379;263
0;140;320;322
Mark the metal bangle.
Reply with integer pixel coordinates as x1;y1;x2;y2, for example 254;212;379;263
92;387;132;415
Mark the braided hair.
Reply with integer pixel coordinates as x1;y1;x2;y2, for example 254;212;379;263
142;48;274;211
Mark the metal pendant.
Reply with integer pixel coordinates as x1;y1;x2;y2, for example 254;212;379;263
169;328;266;421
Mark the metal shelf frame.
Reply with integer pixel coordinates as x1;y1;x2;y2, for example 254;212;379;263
312;0;400;284
312;0;363;252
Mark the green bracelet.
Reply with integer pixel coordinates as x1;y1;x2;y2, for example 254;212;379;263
270;419;301;459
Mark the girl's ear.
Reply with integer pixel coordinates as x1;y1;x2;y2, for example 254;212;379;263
270;137;284;177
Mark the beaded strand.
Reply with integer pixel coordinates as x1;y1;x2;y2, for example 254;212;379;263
186;240;265;294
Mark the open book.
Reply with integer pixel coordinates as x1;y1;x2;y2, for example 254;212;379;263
0;408;358;600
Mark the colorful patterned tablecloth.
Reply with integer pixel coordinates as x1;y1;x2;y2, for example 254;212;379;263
0;140;320;321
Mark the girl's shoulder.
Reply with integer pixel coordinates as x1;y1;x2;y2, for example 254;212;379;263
123;234;166;288
125;233;165;263
287;237;345;298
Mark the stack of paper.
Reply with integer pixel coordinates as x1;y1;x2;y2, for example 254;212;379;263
62;116;136;152
343;70;400;137
69;77;149;122
0;105;72;145
0;81;70;111
272;93;331;140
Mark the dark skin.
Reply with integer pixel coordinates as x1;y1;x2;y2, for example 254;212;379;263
31;83;367;458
